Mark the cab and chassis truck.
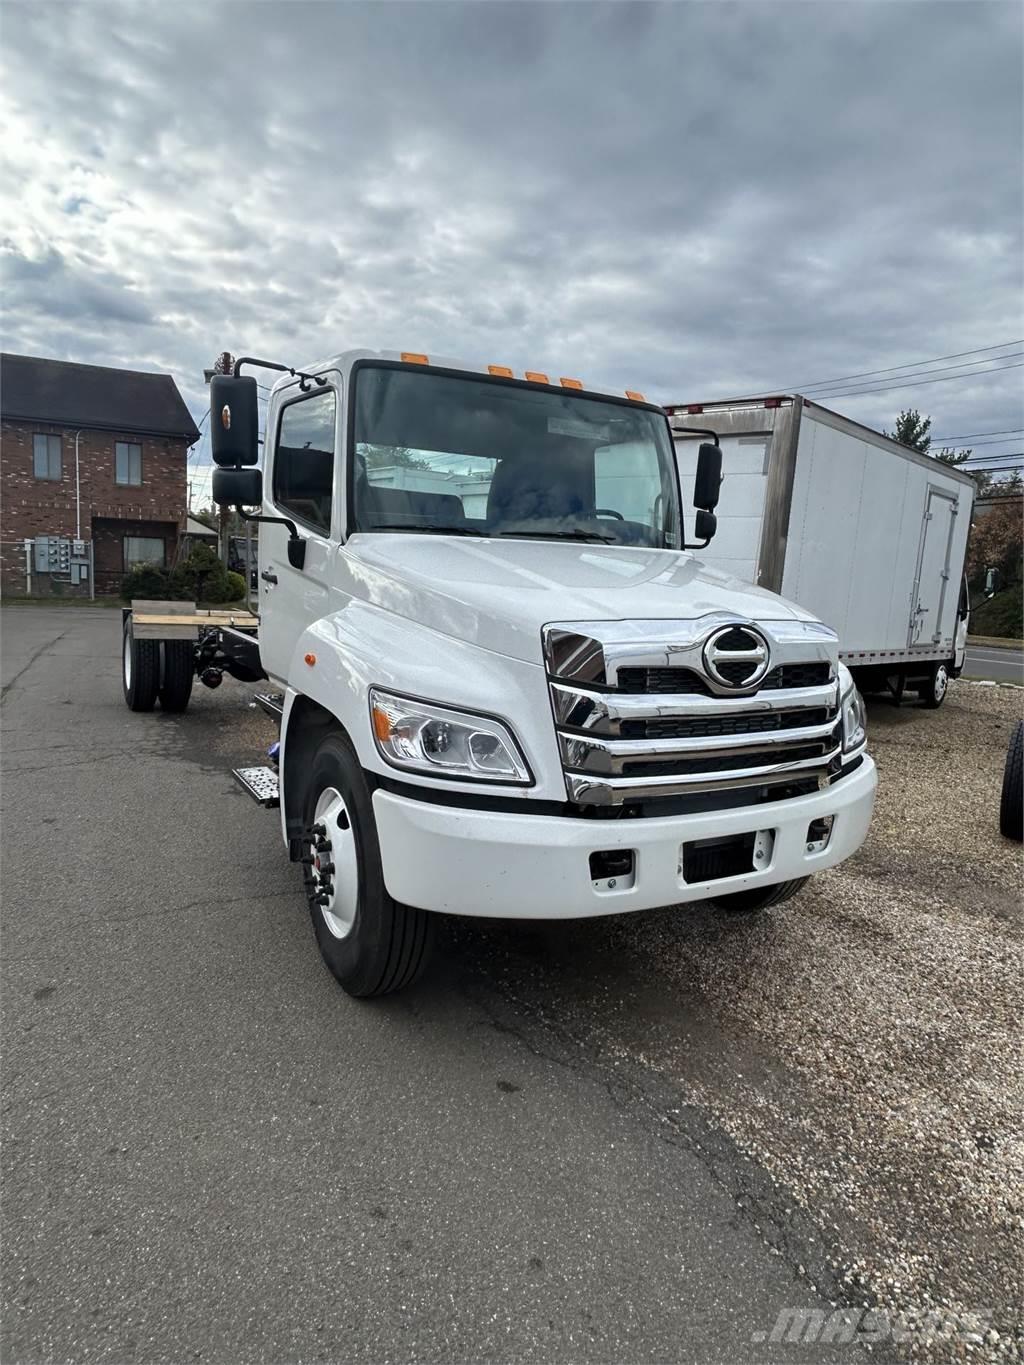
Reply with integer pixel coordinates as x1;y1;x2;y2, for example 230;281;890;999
121;351;877;997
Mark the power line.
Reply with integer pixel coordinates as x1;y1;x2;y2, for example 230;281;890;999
809;360;1024;403
790;339;1024;393
930;427;1024;442
932;435;1024;448
812;354;1023;398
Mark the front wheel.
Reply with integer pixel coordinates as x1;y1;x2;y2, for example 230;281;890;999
1000;720;1023;841
301;730;433;997
709;877;808;913
917;661;949;709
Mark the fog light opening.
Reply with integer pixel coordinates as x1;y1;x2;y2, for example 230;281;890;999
806;815;835;854
590;848;635;892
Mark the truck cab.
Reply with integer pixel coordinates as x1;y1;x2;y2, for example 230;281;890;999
211;350;877;997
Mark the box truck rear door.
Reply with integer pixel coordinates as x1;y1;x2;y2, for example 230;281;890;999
910;489;958;646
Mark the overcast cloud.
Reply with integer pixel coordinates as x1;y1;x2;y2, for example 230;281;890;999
1;0;1021;503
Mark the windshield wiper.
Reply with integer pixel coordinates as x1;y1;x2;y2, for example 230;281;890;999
498;529;615;544
363;524;490;536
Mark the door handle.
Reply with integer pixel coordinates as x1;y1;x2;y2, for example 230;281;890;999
261;569;278;585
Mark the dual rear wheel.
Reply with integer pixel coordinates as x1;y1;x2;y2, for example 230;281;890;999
121;618;194;713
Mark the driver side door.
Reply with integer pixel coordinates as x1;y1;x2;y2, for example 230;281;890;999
259;382;341;685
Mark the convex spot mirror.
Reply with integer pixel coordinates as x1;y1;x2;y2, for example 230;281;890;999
212;466;262;508
210;375;260;467
693;508;717;543
694;442;723;511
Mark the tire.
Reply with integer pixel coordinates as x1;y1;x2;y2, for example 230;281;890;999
122;618;159;712
709;877;809;914
301;730;433;997
158;642;194;712
999;720;1023;842
917;661;950;709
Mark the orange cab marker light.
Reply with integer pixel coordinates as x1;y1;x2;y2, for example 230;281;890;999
560;377;583;390
525;371;549;384
401;352;429;365
488;364;514;378
371;707;392;742
625;390;646;402
304;653;317;667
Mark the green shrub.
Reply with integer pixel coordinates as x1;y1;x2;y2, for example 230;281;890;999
120;563;183;602
971;583;1023;639
225;571;247;601
169;544;233;603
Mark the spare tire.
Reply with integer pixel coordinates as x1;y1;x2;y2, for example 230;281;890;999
999;719;1023;841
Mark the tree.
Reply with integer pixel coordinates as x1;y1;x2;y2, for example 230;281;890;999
359;444;429;470
884;408;931;453
932;444;989;495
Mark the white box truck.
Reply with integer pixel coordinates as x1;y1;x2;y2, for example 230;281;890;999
120;353;876;997
668;396;975;707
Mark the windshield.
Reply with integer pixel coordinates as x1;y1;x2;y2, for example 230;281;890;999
351;365;681;548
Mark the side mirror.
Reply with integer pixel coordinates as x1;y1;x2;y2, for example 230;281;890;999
212;466;262;508
210;375;260;467
693;509;717;544
694;443;723;511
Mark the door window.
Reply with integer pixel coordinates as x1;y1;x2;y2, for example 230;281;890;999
273;390;337;535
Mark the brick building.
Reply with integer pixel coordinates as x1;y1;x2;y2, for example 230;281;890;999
1;353;200;596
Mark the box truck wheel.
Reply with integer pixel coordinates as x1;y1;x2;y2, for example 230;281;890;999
158;642;194;713
709;877;808;913
917;661;949;709
122;618;159;712
301;730;433;997
999;720;1023;841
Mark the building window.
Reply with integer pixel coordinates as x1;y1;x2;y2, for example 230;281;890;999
33;433;62;481
124;536;165;568
115;441;143;486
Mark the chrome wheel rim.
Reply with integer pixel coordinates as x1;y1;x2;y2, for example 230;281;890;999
934;665;948;702
311;786;358;939
123;629;132;689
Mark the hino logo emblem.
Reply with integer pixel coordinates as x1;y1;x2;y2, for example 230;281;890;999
702;624;771;689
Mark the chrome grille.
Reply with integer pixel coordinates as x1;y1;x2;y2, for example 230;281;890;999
543;616;841;808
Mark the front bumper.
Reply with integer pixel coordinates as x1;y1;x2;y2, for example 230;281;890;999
373;755;877;919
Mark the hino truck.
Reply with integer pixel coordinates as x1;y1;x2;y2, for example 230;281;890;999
668;396;975;707
120;352;876;996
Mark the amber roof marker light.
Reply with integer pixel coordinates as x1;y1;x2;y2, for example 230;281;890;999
401;352;429;365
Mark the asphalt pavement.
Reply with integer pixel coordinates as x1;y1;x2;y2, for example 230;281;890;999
1;607;858;1364
963;641;1024;684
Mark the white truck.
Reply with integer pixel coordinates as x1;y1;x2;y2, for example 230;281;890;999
668;395;975;707
121;352;876;996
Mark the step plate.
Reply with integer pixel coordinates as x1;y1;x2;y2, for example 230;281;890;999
233;765;280;808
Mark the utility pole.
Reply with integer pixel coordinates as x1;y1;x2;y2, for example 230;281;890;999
210;352;235;573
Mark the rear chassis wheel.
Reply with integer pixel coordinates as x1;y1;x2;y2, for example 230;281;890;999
709;877;809;913
158;642;195;712
301;730;433;997
122;618;159;712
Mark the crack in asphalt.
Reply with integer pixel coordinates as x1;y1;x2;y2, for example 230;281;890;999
1;631;69;703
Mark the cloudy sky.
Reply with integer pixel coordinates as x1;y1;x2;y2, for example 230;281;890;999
2;0;1021;505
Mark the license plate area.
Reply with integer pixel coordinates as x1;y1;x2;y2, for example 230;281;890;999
681;829;774;883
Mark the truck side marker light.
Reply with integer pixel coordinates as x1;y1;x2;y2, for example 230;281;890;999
401;352;429;365
525;371;549;384
488;365;514;377
560;377;583;390
304;652;316;667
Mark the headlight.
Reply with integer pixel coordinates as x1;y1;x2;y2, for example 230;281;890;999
841;684;867;753
369;689;532;785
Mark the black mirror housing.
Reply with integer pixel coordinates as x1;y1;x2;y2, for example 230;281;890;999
693;508;717;544
210;375;260;467
694;443;723;511
212;466;262;508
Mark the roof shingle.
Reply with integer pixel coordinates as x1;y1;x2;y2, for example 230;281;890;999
1;353;201;443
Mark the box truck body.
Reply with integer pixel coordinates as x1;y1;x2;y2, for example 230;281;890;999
669;396;974;701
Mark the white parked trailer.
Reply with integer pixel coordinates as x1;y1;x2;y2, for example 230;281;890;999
669;395;975;706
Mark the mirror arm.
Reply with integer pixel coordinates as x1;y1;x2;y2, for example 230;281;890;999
233;355;329;389
236;508;307;570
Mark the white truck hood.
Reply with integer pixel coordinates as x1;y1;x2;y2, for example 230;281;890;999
345;535;819;665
